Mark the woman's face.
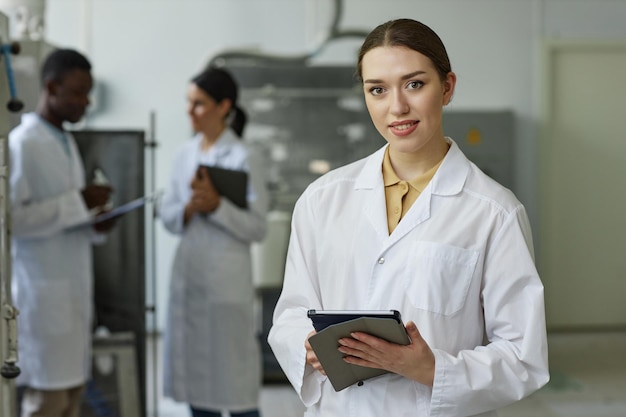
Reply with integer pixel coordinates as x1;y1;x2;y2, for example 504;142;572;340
361;46;455;158
186;83;230;134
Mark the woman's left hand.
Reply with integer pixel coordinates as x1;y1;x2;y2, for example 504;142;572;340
337;320;435;386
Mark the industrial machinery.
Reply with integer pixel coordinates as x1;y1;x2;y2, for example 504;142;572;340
1;9;22;417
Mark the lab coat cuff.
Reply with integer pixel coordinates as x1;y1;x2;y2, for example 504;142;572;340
174;206;186;233
90;231;108;245
300;363;325;407
63;190;92;227
284;335;324;407
429;348;450;417
208;196;231;221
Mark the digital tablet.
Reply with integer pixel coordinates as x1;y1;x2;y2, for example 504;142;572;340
307;309;402;332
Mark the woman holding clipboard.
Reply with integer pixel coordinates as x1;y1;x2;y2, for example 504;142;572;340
159;67;268;417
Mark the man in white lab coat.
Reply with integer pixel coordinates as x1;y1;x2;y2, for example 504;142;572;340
9;48;113;417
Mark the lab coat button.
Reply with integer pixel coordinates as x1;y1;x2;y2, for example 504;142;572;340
378;257;385;264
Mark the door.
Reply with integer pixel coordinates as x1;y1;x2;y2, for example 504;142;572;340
540;41;626;329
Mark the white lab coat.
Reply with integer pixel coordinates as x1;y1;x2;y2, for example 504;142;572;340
268;139;549;417
159;129;268;411
9;113;96;390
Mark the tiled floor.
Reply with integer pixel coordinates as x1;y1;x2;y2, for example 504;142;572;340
498;331;626;417
147;331;626;417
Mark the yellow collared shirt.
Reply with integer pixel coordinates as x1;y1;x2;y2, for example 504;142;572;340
382;147;444;234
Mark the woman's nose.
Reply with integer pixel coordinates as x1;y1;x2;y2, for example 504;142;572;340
390;91;410;116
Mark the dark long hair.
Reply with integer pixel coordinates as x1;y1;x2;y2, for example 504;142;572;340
191;67;247;137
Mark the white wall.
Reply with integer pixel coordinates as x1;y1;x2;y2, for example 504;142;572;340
42;0;626;331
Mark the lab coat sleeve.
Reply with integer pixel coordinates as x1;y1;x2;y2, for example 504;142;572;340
207;150;268;243
429;206;550;417
267;190;326;407
208;198;266;242
9;142;91;239
159;151;187;235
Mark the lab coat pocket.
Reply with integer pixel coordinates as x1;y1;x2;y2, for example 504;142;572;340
33;280;73;335
405;241;479;316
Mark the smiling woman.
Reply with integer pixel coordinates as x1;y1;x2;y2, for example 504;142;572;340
268;18;549;417
361;45;454;179
358;19;455;180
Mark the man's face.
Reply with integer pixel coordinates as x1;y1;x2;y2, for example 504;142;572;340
49;68;93;124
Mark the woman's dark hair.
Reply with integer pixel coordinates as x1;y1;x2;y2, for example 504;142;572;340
41;48;91;84
191;67;247;138
357;19;452;82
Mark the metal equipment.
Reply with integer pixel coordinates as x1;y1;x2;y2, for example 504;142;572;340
73;129;149;417
1;10;22;417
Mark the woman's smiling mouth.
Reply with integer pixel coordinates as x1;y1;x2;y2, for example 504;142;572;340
389;120;419;136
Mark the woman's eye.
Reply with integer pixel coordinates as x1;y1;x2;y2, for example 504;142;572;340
369;87;384;96
408;81;424;89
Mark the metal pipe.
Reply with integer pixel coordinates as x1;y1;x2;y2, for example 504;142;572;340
1;13;21;416
0;87;18;417
208;0;369;68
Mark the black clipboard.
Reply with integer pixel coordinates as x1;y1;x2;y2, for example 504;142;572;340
307;309;410;392
198;165;248;209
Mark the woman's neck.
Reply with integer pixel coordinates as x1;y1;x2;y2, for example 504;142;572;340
200;124;226;151
389;138;450;180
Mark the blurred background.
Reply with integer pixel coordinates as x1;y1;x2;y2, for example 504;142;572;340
1;1;625;416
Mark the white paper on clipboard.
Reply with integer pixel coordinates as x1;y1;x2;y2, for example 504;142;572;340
81;191;162;225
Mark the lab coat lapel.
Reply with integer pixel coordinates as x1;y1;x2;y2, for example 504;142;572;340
28;115;84;191
195;130;237;166
355;146;392;240
66;132;86;189
373;138;470;250
386;184;432;247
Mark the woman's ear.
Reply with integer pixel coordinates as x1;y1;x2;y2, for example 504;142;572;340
442;71;457;106
218;98;233;119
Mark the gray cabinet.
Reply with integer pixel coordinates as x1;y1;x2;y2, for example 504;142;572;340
74;130;147;417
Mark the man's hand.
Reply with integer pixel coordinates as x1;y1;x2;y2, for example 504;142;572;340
337;321;435;386
81;184;112;210
92;211;118;233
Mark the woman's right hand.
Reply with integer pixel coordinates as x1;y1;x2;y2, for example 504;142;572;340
190;167;221;212
183;167;221;224
305;330;326;375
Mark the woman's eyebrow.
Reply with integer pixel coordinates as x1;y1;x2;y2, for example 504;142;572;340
363;70;427;84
